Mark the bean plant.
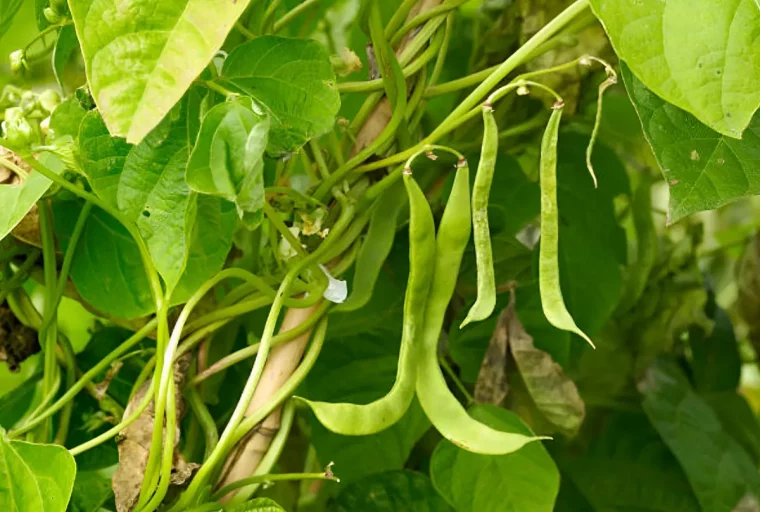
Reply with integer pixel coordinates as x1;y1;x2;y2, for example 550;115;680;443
1;0;760;510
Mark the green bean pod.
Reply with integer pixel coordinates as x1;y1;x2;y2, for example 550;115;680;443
298;172;435;435
460;103;498;328
538;104;594;348
337;180;407;312
416;160;544;454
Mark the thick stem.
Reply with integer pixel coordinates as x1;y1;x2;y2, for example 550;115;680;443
215;305;318;500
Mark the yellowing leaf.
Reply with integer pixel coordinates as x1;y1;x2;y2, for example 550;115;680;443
69;0;252;143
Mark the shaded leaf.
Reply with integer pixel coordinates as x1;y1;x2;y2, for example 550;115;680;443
300;329;429;482
0;437;77;511
689;306;741;393
219;36;341;156
187;98;267;229
430;405;559;512
703;392;760;466
555;411;700;511
53;200;154;319
334;471;453;512
621;63;760;222
590;0;760;137
53;24;82;95
70;465;116;512
69;0;253;143
640;358;760;511
0;372;41;428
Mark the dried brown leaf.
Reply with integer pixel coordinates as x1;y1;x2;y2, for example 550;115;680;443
112;353;198;512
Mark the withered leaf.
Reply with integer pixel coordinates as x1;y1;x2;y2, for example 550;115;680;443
112;353;198;512
474;306;511;405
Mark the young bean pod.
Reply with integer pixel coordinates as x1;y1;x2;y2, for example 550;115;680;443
337;180;406;312
298;172;435;435
538;103;594;348
416;160;545;454
460;102;498;328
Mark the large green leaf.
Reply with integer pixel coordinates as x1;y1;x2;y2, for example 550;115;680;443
555;412;700;511
118;103;192;293
219;36;341;156
590;0;760;137
53;200;154;319
622;64;760;223
0;158;62;240
226;497;285;511
50;96;88;141
0;0;23;40
68;0;252;144
0;437;77;511
77;111;130;208
300;330;429;482
430;405;559;512
640;358;760;511
187;99;267;229
334;471;453;512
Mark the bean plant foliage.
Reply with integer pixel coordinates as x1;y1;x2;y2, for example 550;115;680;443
2;0;760;510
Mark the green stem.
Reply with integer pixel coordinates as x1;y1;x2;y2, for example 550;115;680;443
214;471;338;501
234;21;256;39
260;0;283;33
389;0;468;46
308;139;331;179
190;302;330;386
38;200;58;442
273;0;321;33
262;202;308;258
186;382;219;461
54;335;77;445
10;318;158;438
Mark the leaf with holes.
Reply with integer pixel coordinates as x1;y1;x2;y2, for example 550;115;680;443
622;64;760;222
590;0;760;138
68;0;253;143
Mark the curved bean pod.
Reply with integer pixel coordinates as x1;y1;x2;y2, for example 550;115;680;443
416;160;545;454
336;179;406;312
538;103;594;348
461;103;498;328
298;172;436;435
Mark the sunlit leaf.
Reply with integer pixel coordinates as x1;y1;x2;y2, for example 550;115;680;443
591;0;760;137
69;0;253;143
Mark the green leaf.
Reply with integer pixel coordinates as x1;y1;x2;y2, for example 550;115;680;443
219;36;341;156
53;199;154;319
53;24;82;95
171;195;236;304
69;466;116;512
703;392;760;466
621;64;760;222
0;436;77;511
430;405;559;512
555;412;700;511
226;497;285;512
640;358;760;511
69;0;252;144
77;111;131;208
187;99;267;228
0;0;23;40
50;96;88;141
118;103;192;293
300;330;429;482
334;471;453;512
590;0;760;137
0;159;62;241
689;306;741;393
0;373;41;429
